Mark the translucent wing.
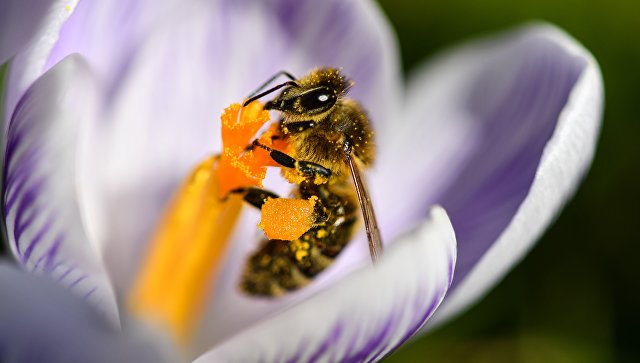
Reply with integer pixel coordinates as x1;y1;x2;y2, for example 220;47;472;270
344;148;383;262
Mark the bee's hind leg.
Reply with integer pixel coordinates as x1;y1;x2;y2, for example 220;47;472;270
233;187;329;224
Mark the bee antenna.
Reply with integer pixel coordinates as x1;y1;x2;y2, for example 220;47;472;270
243;81;299;107
246;71;297;98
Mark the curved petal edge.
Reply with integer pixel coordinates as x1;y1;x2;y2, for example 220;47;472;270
3;0;79;129
2;54;119;327
0;261;168;363
428;23;604;328
194;206;456;363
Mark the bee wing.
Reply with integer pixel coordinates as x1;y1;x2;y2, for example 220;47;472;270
345;150;383;262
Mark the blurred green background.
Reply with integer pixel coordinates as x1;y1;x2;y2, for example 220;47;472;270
376;0;638;362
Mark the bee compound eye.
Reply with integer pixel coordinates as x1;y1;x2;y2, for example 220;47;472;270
299;87;336;112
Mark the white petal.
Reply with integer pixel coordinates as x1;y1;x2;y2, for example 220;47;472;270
2;54;119;326
425;24;603;327
45;0;185;83
193;207;456;363
0;262;170;363
3;0;79;128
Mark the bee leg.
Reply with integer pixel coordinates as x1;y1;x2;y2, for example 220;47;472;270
297;160;332;178
251;140;332;179
235;187;329;224
235;187;280;209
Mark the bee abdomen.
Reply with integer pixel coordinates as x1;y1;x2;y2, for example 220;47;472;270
240;239;310;296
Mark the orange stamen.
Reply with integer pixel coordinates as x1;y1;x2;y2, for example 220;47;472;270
220;102;270;150
218;102;274;197
128;157;242;344
129;102;272;344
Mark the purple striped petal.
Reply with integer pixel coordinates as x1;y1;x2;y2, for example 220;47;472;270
194;207;456;363
428;25;603;327
2;54;119;326
0;261;170;363
0;0;52;64
370;24;602;326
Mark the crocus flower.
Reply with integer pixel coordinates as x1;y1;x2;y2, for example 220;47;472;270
0;0;602;362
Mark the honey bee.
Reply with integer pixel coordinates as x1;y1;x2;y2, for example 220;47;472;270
238;68;382;296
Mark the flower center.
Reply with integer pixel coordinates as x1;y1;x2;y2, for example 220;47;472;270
127;156;242;345
127;101;316;346
127;102;271;345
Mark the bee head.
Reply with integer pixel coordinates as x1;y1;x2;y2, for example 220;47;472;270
265;68;351;117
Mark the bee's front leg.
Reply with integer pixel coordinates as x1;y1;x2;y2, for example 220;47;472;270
251;140;332;179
